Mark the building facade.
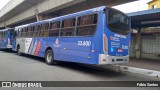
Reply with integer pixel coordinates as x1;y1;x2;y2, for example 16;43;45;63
148;0;160;9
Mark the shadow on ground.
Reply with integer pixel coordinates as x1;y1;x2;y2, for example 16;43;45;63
0;50;124;78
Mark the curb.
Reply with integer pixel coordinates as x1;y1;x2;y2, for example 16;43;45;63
117;65;160;78
100;65;160;78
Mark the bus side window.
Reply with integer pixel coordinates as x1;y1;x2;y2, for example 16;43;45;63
16;30;18;38
33;25;39;37
49;21;60;37
24;27;28;37
27;27;32;37
3;31;5;38
61;18;75;37
13;30;17;39
21;28;24;37
37;25;41;37
0;32;1;38
76;14;98;36
1;32;3;38
6;31;8;38
2;32;4;38
10;30;13;37
40;23;49;37
18;29;22;38
3;31;6;38
3;32;5;38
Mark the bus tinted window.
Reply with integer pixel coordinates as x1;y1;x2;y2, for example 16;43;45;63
49;21;60;37
21;28;26;37
16;30;19;38
61;18;75;36
18;29;21;37
13;31;17;39
24;27;28;37
27;27;33;37
4;31;7;38
76;14;98;36
40;23;49;37
0;32;3;38
0;32;2;38
107;9;130;35
33;25;41;37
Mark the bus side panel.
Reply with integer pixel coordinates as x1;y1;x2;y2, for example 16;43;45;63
19;38;60;59
0;32;10;49
90;11;105;64
12;41;17;51
0;39;7;49
57;37;93;64
36;38;60;59
6;31;13;49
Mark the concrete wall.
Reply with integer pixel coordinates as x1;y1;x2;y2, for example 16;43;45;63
0;0;85;27
0;0;137;27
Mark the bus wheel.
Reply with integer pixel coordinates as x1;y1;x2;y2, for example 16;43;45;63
45;49;56;65
17;46;22;56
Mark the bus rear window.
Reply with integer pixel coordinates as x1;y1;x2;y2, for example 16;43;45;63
107;9;130;35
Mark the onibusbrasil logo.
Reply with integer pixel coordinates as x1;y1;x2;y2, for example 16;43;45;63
2;82;42;88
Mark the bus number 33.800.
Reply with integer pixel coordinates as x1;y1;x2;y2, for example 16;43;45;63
77;41;91;47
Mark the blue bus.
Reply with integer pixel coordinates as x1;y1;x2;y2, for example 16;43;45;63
13;6;131;65
0;28;14;49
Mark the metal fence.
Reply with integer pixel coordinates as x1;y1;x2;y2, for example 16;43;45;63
142;34;160;54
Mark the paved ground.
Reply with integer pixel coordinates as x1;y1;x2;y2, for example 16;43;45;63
0;50;159;90
126;58;160;71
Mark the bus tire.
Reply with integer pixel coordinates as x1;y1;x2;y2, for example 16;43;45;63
45;49;56;65
17;45;22;56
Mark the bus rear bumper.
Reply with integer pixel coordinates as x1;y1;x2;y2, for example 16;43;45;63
98;54;129;64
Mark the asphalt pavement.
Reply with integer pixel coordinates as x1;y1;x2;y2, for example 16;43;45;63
0;50;159;90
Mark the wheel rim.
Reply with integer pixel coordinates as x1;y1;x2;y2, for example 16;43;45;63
47;52;52;63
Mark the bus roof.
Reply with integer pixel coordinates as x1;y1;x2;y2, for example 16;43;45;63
0;28;13;32
15;6;106;29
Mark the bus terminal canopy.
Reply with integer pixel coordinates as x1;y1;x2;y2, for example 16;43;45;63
127;8;160;28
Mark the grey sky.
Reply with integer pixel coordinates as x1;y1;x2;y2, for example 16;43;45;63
113;0;152;13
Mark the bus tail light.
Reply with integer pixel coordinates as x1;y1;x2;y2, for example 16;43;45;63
92;50;97;52
103;59;106;62
118;48;123;52
103;34;107;54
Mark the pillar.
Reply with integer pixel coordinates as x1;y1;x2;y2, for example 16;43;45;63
135;28;142;59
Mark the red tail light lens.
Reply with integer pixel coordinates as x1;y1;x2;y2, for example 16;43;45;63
103;34;107;53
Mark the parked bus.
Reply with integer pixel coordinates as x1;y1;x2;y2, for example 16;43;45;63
0;28;14;49
12;6;131;65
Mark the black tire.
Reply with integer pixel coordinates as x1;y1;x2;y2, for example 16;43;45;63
17;46;22;56
45;49;56;65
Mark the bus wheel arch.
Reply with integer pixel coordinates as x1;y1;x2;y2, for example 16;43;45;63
17;44;22;56
45;47;56;65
